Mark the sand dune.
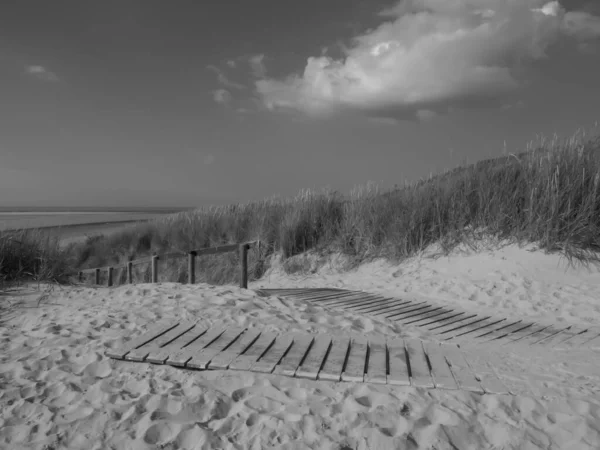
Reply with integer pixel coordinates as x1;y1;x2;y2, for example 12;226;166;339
1;242;599;449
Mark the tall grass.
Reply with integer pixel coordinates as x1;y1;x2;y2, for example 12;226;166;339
66;126;600;286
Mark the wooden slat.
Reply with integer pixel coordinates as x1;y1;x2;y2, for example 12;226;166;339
554;326;598;349
274;290;334;299
345;297;397;311
273;333;315;377
341;337;368;383
460;351;510;395
352;298;411;313
404;308;453;325
378;301;428;317
125;321;197;362
166;326;226;367
387;339;410;386
445;318;506;342
294;291;360;302
423;342;458;390
105;322;180;360
386;304;436;319
551;325;591;349
528;325;573;347
473;320;525;339
441;344;484;393
419;311;465;328
318;293;382;307
296;334;332;380
583;330;600;349
517;324;563;346
229;332;277;371
187;327;246;369
209;328;262;369
427;314;477;331
397;306;446;322
359;299;417;314
405;339;434;388
435;316;493;337
251;332;296;373
364;337;387;385
146;324;209;364
503;323;551;345
318;337;350;382
329;296;390;310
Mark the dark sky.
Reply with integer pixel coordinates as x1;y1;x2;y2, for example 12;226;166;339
1;0;599;207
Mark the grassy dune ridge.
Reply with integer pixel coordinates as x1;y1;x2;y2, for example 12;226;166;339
1;127;600;289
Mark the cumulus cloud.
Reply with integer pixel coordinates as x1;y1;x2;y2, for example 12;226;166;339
25;65;59;82
255;0;600;121
207;65;245;90
212;88;232;105
249;54;266;78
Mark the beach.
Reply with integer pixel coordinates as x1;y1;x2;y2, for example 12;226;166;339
1;241;599;449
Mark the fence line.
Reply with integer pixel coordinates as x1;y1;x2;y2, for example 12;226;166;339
78;241;259;289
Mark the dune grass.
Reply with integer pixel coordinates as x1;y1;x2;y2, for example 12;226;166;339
2;125;600;290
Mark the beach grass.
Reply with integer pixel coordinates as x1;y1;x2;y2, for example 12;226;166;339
2;125;600;289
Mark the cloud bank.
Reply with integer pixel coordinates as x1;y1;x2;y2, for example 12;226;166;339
255;0;600;120
25;65;59;82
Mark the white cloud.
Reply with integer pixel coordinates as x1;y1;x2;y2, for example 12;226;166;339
25;65;59;82
207;65;245;89
249;54;266;78
212;89;232;105
255;0;600;121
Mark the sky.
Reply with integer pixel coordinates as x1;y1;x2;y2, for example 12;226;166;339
1;0;599;208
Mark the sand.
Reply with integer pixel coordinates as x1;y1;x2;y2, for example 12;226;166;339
1;241;599;449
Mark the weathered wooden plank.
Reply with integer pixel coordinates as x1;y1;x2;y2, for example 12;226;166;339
405;339;434;388
550;325;590;349
364;337;387;385
582;330;600;349
296;334;333;380
346;297;398;311
208;328;262;369
554;326;598;349
105;321;180;360
435;316;493;338
166;326;226;367
229;332;278;371
387;339;410;386
517;324;564;346
318;337;350;382
427;314;478;331
441;343;484;393
397;306;446;322
419;311;465;328
251;333;296;373
340;337;368;383
146;324;209;364
423;342;458;390
187;327;246;369
445;318;506;342
330;296;391;311
352;298;411;313
125;321;197;362
528;325;573;347
319;293;382;307
386;304;436;319
294;291;360;302
404;308;453;325
503;323;551;345
273;333;315;377
460;351;510;395
474;320;525;339
378;301;427;316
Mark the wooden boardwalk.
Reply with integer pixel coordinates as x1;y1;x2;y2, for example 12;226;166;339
106;321;512;394
255;288;600;351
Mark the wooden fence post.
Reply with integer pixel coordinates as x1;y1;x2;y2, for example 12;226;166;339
151;254;159;283
78;271;83;283
188;251;196;284
239;243;249;289
107;267;113;287
127;262;133;284
95;268;100;285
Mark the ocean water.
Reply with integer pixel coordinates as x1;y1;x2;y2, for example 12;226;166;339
0;206;194;231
